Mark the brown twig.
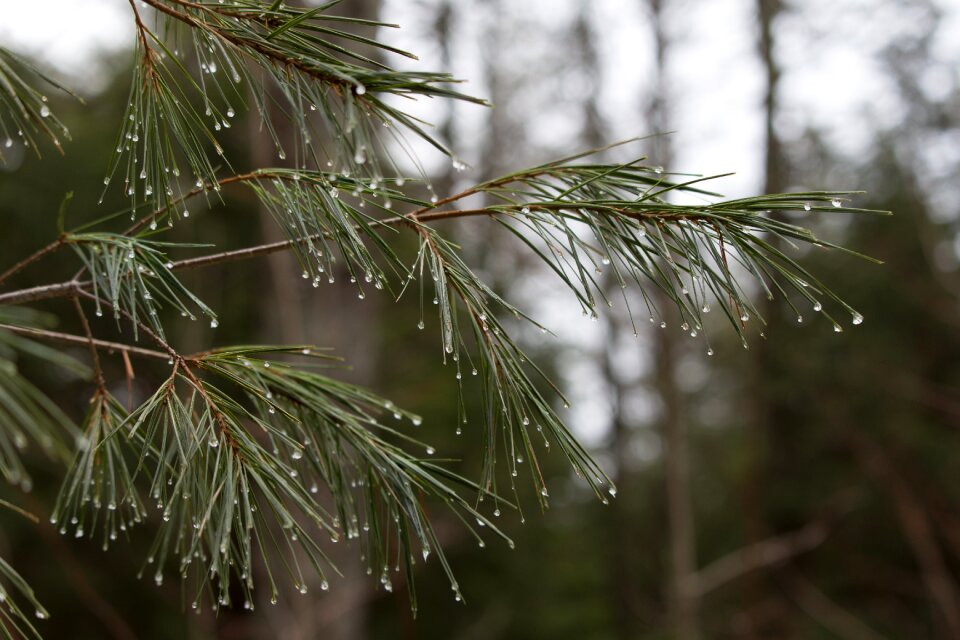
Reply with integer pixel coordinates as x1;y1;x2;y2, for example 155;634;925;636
0;323;168;361
693;490;860;598
72;296;108;395
0;236;66;287
786;572;888;640
845;430;960;639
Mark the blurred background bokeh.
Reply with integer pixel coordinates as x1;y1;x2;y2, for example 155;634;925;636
2;0;960;638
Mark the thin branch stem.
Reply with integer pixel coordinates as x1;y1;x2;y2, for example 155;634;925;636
0;323;169;360
139;0;353;90
0;236;66;287
74;289;179;360
71;296;108;394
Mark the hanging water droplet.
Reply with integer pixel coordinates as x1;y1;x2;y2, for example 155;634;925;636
653;165;663;174
417;320;425;330
831;198;842;208
803;203;812;211
813;301;822;312
540;487;549;498
426;447;435;455
40;105;51;118
4;138;11;148
210;319;219;328
355;83;366;95
852;312;863;325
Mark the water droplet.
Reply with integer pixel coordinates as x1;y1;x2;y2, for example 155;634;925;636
426;447;435;455
803;203;812;211
291;450;303;460
226;107;235;118
210;319;219;328
653;165;663;174
831;198;842;208
355;83;366;95
813;301;822;312
4;138;11;148
40;105;51;118
833;324;843;333
540;487;549;498
209;437;219;448
852;312;863;325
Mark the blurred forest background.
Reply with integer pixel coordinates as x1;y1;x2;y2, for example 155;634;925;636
2;0;960;638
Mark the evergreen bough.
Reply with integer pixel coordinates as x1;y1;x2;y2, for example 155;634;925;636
0;1;885;634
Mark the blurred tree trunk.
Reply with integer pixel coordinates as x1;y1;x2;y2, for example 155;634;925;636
738;0;790;635
643;1;701;638
566;6;639;637
247;2;382;639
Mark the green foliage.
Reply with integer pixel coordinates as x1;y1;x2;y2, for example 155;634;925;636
0;47;73;161
109;0;485;212
0;307;80;488
68;232;217;338
0;0;883;633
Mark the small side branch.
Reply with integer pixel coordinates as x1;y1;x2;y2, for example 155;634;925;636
692;493;859;598
0;324;168;361
0;236;65;287
72;296;107;394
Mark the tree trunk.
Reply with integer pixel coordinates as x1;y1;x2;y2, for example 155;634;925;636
643;0;701;637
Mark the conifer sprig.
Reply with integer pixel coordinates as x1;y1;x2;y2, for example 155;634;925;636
0;47;73;162
68;233;218;338
110;0;485;211
0;549;50;639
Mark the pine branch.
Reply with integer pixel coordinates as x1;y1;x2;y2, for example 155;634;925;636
0;324;168;361
107;0;486;212
0;47;75;161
